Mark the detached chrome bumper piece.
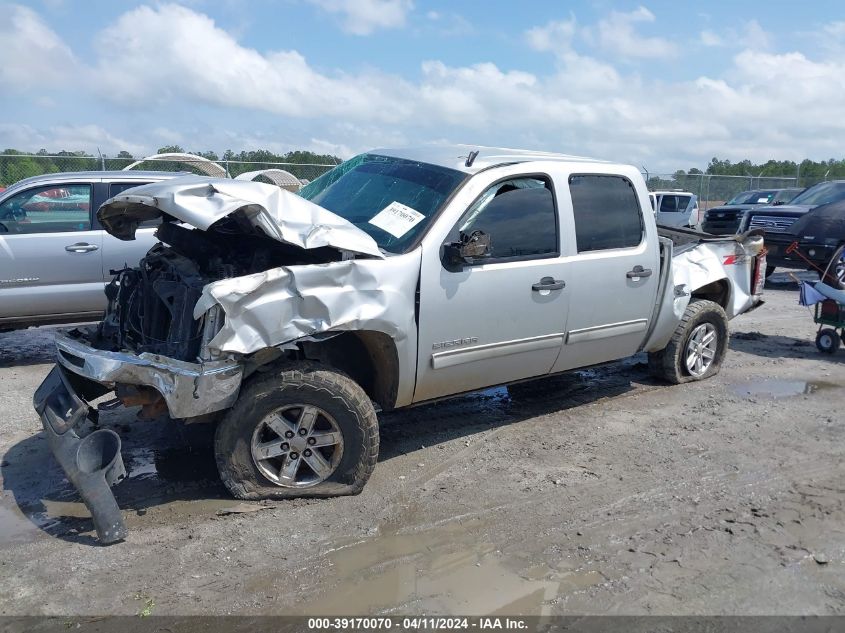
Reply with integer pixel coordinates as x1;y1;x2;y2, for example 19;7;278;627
34;366;128;544
34;334;244;544
54;334;243;418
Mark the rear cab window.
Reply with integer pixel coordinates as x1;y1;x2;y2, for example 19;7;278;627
569;175;644;252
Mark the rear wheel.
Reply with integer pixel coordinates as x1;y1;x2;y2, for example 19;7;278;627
215;364;379;499
765;265;776;278
649;299;729;384
816;328;840;354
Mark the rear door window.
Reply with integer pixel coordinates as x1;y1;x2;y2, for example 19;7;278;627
0;184;92;234
109;182;148;197
570;175;644;252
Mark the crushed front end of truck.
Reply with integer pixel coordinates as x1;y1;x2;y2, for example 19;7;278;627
32;176;407;543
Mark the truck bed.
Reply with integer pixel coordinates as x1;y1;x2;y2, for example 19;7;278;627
657;224;762;255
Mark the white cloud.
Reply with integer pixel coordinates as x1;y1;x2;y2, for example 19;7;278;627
0;4;77;90
592;6;677;59
419;8;474;36
695;20;771;53
93;4;415;121
744;19;771;50
824;20;845;39
307;0;413;35
700;29;723;47
525;17;577;58
820;20;845;53
0;122;145;155
151;127;185;145
3;4;845;172
49;124;147;156
306;138;354;159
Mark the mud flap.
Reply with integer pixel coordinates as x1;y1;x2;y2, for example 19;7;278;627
33;366;128;544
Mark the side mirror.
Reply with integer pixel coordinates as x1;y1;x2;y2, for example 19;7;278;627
443;230;492;268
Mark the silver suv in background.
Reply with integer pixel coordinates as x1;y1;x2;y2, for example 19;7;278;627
0;171;182;331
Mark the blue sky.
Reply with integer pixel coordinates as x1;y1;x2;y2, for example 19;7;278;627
2;0;845;171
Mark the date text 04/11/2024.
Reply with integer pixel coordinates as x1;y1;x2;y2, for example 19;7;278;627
307;617;529;630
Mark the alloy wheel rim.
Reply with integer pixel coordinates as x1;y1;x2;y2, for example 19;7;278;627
250;404;344;488
685;323;718;377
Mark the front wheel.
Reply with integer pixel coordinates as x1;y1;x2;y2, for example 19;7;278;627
215;364;379;499
649;299;729;384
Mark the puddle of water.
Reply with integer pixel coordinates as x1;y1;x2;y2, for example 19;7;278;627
125;445;219;483
732;379;840;399
0;502;43;546
286;518;601;616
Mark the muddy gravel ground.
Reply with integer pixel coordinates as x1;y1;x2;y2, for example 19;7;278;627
1;271;843;616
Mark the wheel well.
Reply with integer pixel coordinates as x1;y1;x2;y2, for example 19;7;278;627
691;279;730;310
297;331;400;410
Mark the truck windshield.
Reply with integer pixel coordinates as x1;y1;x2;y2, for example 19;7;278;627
298;154;466;253
789;181;845;207
726;191;756;205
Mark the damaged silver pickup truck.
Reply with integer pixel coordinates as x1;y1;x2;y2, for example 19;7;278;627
34;146;767;543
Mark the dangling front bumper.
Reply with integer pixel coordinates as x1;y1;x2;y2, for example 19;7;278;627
33;334;243;544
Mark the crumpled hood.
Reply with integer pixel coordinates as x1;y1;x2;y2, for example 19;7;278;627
97;176;384;259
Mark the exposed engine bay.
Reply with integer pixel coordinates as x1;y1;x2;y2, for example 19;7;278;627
93;217;345;362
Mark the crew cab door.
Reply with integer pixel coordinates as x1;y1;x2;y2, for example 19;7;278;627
0;182;105;321
414;173;570;402
552;173;660;372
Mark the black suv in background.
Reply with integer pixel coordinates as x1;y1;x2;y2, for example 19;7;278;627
701;188;802;235
748;181;845;274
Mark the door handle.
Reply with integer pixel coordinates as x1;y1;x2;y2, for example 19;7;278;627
532;276;565;291
65;243;99;253
626;265;652;279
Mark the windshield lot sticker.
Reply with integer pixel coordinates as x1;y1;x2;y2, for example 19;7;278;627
369;201;425;238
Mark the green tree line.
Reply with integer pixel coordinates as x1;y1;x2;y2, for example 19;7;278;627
649;157;845;202
0;146;342;186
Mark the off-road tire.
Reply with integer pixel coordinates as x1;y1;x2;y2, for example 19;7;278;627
648;299;729;384
214;363;379;500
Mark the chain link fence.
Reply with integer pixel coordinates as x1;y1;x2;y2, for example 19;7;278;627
643;173;806;212
0;154;336;189
1;153;837;215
